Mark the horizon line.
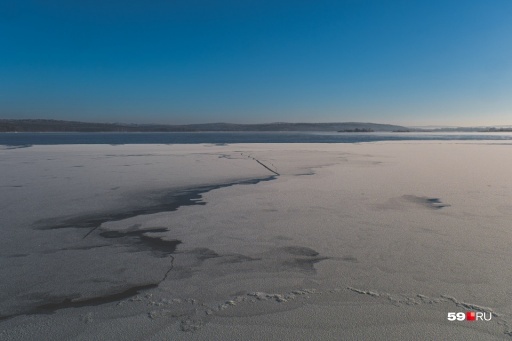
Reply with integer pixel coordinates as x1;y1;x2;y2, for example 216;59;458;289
1;118;512;129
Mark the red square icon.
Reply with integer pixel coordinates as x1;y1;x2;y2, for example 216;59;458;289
466;311;476;321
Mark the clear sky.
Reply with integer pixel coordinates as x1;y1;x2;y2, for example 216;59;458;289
1;0;511;126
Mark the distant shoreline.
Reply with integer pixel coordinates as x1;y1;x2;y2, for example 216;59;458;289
0;119;410;133
1;119;510;133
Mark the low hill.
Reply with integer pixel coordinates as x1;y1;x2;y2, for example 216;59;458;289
0;119;409;132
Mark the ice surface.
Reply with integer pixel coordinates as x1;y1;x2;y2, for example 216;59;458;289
1;142;512;340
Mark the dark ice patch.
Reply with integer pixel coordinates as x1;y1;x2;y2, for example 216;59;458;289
341;256;358;263
4;253;29;258
0;284;157;321
403;195;450;209
281;246;319;257
283;257;329;273
219;254;260;264
99;228;181;257
190;248;220;260
35;176;276;240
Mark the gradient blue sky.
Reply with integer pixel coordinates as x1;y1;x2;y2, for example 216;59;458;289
1;0;511;125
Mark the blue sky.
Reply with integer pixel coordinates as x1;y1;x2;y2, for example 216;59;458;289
1;0;511;126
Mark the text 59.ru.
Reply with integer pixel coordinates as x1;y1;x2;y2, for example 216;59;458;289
447;312;492;321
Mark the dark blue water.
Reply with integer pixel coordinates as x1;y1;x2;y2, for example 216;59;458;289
1;132;512;146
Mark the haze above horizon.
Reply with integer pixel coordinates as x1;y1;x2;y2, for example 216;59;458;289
1;1;511;126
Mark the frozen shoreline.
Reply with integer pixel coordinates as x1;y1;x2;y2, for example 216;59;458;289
1;142;512;340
